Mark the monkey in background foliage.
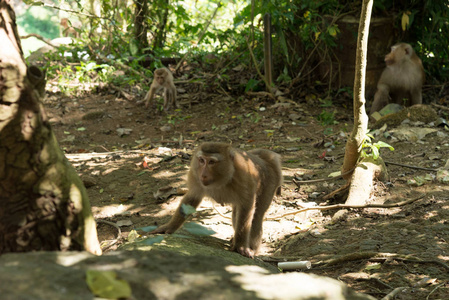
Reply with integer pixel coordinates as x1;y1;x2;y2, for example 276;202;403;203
144;67;177;111
370;43;425;115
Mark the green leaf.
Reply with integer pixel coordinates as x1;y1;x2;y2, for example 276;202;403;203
28;1;44;6
374;141;394;151
127;230;140;242
371;145;380;160
365;263;382;270
328;171;341;178
138;225;158;232
328;25;338;37
129;39;140;56
181;204;197;216
183;222;215;236
245;78;260;92
86;270;132;299
137;170;151;176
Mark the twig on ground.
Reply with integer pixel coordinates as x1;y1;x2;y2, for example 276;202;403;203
385;161;438;172
431;102;449;112
316;251;449;271
292;167;355;185
371;257;449;270
426;283;445;300
357;277;393;290
381;287;407;300
266;194;425;220
382;276;437;300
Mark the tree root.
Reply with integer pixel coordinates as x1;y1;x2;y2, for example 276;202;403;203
315;251;449;270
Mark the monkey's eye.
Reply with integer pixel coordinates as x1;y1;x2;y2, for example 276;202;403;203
209;160;216;165
199;157;206;165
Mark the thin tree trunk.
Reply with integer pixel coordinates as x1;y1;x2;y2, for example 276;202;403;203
0;0;101;255
341;0;380;206
154;0;169;50
134;0;150;51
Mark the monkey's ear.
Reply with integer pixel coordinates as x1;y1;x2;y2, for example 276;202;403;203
404;45;412;55
229;148;236;160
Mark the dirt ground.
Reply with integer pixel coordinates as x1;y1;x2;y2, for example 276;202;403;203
43;81;449;299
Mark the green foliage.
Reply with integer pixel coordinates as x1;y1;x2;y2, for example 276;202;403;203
244;78;262;92
405;2;449;81
243;112;262;123
42;44;116;95
276;67;292;83
18;0;448;97
17;5;59;56
86;270;132;299
17;6;59;40
317;110;337;126
361;134;394;160
368;0;449;82
233;0;342;83
319;98;334;108
166;113;192;125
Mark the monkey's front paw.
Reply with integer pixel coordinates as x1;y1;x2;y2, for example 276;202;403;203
149;224;175;235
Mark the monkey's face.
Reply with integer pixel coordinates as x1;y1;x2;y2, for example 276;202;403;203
385;52;395;66
385;44;412;66
155;75;165;85
195;152;233;187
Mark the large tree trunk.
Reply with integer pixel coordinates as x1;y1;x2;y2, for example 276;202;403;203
0;1;101;255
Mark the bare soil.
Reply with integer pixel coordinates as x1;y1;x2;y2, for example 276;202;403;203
44;83;449;299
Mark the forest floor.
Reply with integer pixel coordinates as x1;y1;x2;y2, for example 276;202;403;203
44;78;449;299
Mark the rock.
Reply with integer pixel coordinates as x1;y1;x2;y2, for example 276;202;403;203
372;104;439;129
288;113;301;121
82;111;106;120
116;127;133;137
0;233;375;300
81;175;97;188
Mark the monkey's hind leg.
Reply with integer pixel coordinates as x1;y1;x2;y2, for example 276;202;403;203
249;194;273;252
231;202;256;258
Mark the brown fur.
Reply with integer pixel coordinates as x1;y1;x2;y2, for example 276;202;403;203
150;142;283;258
144;68;177;111
60;18;79;38
370;43;425;115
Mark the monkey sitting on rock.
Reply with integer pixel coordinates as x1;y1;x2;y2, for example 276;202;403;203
370;43;425;117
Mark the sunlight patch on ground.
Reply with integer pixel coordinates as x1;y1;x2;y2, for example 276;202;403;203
438;255;449;261
152;169;184;180
93;204;133;218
